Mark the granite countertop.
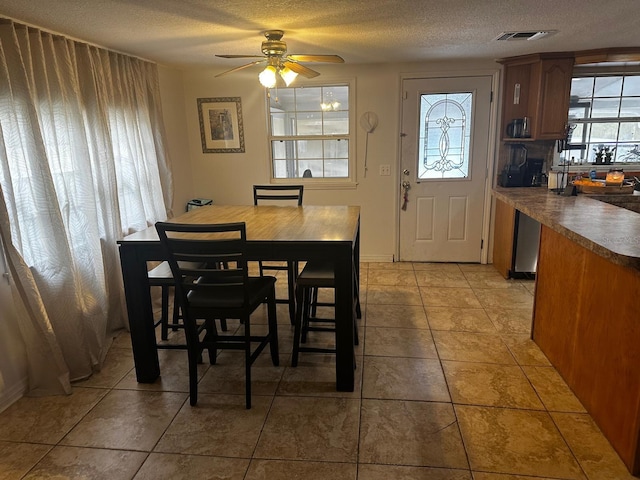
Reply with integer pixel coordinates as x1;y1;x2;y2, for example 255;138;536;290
493;187;640;271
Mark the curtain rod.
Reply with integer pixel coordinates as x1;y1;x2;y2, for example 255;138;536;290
0;15;156;65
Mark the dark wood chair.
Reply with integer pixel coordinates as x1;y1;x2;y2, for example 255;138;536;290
155;221;279;408
147;261;183;345
252;185;304;324
148;261;227;349
291;260;360;366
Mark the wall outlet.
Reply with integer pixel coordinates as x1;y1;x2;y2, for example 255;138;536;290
379;164;391;176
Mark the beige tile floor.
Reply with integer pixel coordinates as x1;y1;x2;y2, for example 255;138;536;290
0;262;636;479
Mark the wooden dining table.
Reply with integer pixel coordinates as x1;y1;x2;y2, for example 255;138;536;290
117;204;361;391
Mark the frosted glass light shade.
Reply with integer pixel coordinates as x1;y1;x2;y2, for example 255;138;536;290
259;66;277;88
279;66;298;86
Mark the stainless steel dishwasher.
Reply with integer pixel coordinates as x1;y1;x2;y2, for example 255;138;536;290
513;211;541;276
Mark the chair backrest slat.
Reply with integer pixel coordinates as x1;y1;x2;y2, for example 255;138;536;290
155;221;250;309
253;185;304;206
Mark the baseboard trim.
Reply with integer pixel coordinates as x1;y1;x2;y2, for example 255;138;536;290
0;376;27;414
361;255;394;263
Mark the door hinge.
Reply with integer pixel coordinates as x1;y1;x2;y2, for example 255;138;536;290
490;91;494;103
481;239;484;249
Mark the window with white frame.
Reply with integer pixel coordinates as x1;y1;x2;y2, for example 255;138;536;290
564;68;640;164
267;84;351;180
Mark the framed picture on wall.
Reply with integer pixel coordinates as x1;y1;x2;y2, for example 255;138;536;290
197;97;245;153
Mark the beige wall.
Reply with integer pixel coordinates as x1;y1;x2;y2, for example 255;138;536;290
162;59;500;261
158;66;193;217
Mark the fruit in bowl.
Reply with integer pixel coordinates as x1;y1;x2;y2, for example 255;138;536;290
572;177;635;194
573;178;605;188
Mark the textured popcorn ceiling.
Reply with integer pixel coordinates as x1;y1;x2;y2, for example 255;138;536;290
0;0;639;69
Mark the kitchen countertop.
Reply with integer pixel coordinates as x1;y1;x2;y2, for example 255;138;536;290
493;187;640;271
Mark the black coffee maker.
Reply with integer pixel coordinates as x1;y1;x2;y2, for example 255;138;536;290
524;158;544;186
499;145;544;187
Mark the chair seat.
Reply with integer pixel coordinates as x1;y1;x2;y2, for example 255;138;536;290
292;260;359;366
147;261;174;284
188;276;276;309
296;261;335;288
148;261;215;345
147;261;181;344
149;261;209;287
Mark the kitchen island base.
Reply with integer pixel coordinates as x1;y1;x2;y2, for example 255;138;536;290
533;225;640;475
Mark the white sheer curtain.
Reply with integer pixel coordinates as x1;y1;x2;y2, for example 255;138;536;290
0;18;173;395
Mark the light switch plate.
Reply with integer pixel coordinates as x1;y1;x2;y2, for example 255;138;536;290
380;164;390;176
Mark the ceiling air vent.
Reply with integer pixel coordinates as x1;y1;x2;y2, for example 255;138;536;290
495;31;556;41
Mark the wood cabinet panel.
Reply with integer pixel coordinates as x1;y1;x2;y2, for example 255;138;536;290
574;249;640;474
499;53;574;141
492;198;516;279
535;58;575;139
532;226;584;373
501;62;531;136
533;225;640;474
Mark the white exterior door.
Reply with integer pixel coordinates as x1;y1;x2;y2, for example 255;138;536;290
399;75;493;262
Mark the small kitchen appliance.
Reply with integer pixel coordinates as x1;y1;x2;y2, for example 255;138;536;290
506;118;530;138
498;144;544;188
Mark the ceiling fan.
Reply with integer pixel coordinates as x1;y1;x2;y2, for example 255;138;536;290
215;30;344;87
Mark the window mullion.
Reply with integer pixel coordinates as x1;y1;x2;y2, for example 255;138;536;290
267;83;351;180
567;71;640;165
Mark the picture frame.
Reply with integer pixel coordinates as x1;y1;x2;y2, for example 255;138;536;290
197;97;245;153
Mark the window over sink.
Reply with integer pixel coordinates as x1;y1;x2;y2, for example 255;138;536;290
562;66;640;165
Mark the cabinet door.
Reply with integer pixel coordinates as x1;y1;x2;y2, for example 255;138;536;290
534;58;574;139
492;198;516;279
501;62;532;138
500;55;574;141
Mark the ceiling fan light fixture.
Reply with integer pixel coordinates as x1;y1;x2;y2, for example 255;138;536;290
217;30;341;85
279;66;298;86
259;65;277;88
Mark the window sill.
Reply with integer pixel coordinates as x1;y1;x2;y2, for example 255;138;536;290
552;164;640;174
270;180;358;190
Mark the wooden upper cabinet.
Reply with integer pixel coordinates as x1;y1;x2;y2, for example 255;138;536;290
499;53;575;141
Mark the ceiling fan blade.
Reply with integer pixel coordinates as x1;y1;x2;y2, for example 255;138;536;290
287;54;344;63
216;54;265;59
215;60;266;78
283;61;320;79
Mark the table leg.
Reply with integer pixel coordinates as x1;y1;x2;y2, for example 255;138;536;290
354;222;361;319
287;261;297;324
118;244;160;382
334;244;355;392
